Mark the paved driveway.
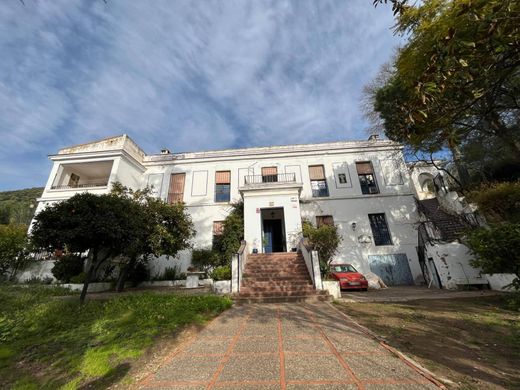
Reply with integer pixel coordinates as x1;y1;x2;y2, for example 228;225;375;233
138;303;441;389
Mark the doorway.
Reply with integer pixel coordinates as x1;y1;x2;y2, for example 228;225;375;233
261;208;286;253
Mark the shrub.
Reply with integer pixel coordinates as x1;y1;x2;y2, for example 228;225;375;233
467;181;520;224
211;265;231;281
0;224;31;281
127;261;149;286
51;254;84;283
69;272;85;284
212;201;244;262
302;219;343;276
191;248;223;273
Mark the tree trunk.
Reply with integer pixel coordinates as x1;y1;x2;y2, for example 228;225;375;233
80;248;97;304
116;256;136;292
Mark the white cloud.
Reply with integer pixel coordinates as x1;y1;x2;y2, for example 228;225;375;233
0;0;401;189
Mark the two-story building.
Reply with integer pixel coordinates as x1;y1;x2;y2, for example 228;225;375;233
34;134;425;287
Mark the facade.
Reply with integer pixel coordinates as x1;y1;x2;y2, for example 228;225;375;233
34;134;428;286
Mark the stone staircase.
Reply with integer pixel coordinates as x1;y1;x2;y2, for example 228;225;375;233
234;252;331;303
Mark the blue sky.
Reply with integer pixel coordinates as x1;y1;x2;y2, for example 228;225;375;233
0;0;402;191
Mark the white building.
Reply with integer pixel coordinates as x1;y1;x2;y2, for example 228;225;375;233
35;134;431;287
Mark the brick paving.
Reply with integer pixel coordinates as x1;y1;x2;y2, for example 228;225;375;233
137;303;442;390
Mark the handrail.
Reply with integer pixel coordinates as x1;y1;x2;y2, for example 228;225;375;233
51;181;108;190
298;238;323;290
244;173;296;185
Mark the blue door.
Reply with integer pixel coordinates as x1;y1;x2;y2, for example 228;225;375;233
368;254;414;285
264;220;274;253
263;219;284;253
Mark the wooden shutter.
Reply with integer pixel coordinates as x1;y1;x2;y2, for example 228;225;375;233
317;215;334;227
213;221;224;235
168;173;185;203
308;165;325;180
356;162;374;175
261;167;277;176
215;171;231;184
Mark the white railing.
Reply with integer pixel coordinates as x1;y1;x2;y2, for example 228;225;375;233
231;240;248;293
299;238;323;290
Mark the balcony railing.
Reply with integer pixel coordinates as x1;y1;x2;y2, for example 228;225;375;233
243;173;296;185
51;180;108;190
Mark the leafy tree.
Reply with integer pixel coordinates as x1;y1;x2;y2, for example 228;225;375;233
51;254;85;283
191;248;223;273
110;183;195;291
0;187;42;225
302;219;343;276
372;0;520;158
468;181;520;223
31;193;145;302
0;223;31;281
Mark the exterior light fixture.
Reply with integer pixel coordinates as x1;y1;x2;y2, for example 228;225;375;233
351;222;357;231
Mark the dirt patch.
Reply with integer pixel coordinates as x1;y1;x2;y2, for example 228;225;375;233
335;296;520;390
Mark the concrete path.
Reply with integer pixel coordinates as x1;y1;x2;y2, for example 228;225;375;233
137;303;441;390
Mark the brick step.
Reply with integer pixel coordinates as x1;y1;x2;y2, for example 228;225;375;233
232;294;332;304
249;252;301;257
245;264;308;269
246;276;311;282
238;290;329;298
239;287;317;294
244;280;313;287
246;261;305;266
244;269;309;275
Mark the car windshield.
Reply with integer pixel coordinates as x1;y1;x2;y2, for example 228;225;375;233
331;265;357;273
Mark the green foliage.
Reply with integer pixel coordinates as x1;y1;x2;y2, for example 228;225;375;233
163;267;180;280
210;265;231;281
126;261;150;286
468;181;520;224
212;201;244;263
466;224;520;287
69;273;85;284
191;248;224;273
302;219;343;276
0;285;231;389
0;187;42;225
0;223;32;281
51;254;84;283
372;0;520;156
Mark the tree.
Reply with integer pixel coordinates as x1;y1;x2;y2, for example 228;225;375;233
110;183;195;292
372;0;520;158
212;201;244;263
31;193;145;303
302;219;343;276
0;223;31;281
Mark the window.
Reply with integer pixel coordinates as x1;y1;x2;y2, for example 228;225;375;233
168;173;185;203
309;165;329;197
68;173;80;187
316;215;334;227
215;171;231;202
356;162;379;194
212;221;225;248
261;167;278;183
368;213;392;245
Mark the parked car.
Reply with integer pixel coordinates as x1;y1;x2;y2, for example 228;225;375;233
330;264;368;291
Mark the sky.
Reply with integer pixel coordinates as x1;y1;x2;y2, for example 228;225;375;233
0;0;403;191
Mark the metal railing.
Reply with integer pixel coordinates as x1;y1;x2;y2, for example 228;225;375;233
243;173;296;185
51;180;108;190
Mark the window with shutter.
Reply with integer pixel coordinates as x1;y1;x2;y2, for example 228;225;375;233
356;162;379;195
168;173;185;203
215;171;231;202
368;213;392;245
308;165;329;197
316;215;334;227
261;167;278;183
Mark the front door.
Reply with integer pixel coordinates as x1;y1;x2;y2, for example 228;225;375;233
263;219;284;253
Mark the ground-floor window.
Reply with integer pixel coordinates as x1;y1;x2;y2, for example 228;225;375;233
368;213;392;245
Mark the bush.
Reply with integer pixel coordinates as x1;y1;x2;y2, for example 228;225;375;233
51;255;84;283
69;272;85;284
191;248;223;273
302;219;343;276
468;181;520;224
0;224;31;281
212;201;244;262
210;265;231;281
127;261;149;286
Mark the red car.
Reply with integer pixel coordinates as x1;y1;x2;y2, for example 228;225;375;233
330;264;368;291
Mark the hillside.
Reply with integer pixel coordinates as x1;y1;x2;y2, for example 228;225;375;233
0;187;44;225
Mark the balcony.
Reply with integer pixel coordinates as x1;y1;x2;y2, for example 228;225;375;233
50;161;113;190
244;173;296;185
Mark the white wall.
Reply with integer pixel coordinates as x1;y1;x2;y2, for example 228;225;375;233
425;242;486;289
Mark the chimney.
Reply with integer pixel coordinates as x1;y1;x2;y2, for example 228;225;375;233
160;148;171;155
368;134;380;141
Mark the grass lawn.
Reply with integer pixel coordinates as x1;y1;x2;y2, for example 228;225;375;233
0;285;232;389
335;295;520;390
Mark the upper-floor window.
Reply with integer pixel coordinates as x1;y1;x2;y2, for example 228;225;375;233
356;162;379;195
368;213;392;245
316;215;334;227
262;167;278;183
168;173;185;203
309;165;329;197
215;171;231;202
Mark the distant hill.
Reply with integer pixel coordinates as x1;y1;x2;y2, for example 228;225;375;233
0;187;44;225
